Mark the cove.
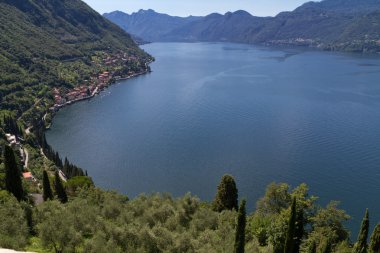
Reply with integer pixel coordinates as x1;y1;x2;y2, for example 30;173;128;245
46;42;380;233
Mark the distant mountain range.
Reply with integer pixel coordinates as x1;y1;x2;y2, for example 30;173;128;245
104;0;380;53
104;9;202;42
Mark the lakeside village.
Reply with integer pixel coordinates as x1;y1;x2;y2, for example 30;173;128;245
265;37;380;53
2;51;152;195
50;52;152;112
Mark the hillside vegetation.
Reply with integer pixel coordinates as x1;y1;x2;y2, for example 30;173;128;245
1;1;380;253
0;0;151;123
0;0;152;185
1;172;380;253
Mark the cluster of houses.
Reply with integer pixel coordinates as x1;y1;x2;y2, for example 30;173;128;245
51;71;111;111
50;51;147;112
103;52;139;66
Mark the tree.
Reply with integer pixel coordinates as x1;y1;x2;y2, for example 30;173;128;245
43;171;53;201
84;232;123;253
54;171;68;203
213;174;238;212
36;201;81;253
320;238;332;253
234;199;246;253
3;145;24;201
0;191;29;250
354;209;370;253
294;208;304;253
310;201;350;243
369;224;380;253
308;240;317;253
284;198;297;253
256;182;291;216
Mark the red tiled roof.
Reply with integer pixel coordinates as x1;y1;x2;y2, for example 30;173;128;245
23;172;33;179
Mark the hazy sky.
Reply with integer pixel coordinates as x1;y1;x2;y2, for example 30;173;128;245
82;0;316;17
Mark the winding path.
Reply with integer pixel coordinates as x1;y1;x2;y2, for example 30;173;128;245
23;148;29;169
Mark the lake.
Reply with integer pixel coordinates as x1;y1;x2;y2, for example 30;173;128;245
47;42;380;234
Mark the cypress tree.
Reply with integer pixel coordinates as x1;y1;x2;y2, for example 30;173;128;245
354;209;370;253
3;145;24;201
234;199;247;253
42;170;53;201
54;171;68;203
213;174;238;212
320;239;331;253
369;224;380;253
294;209;304;253
284;198;297;253
308;241;316;253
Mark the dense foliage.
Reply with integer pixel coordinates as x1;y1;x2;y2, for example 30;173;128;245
2;172;380;253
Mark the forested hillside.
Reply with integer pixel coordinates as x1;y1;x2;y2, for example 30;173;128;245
0;0;152;213
0;0;151;123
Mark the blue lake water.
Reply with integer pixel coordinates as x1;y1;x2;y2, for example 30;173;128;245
46;42;380;234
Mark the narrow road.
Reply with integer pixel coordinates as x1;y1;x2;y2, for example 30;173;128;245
40;148;67;182
25;126;32;135
40;148;47;159
23;148;29;169
17;98;42;121
31;193;43;205
58;170;67;182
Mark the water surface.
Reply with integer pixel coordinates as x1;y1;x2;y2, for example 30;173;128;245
47;42;380;233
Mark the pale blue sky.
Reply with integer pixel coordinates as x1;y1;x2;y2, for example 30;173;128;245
83;0;316;17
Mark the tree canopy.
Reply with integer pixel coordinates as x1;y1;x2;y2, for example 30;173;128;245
213;174;238;212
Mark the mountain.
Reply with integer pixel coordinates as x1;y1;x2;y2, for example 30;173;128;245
103;9;202;42
104;0;380;53
163;10;268;43
0;0;151;120
297;0;380;14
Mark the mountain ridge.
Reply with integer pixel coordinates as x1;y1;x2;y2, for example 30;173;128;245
103;9;202;42
104;0;380;53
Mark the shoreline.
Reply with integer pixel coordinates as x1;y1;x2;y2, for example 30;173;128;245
40;60;153;180
48;63;153;116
